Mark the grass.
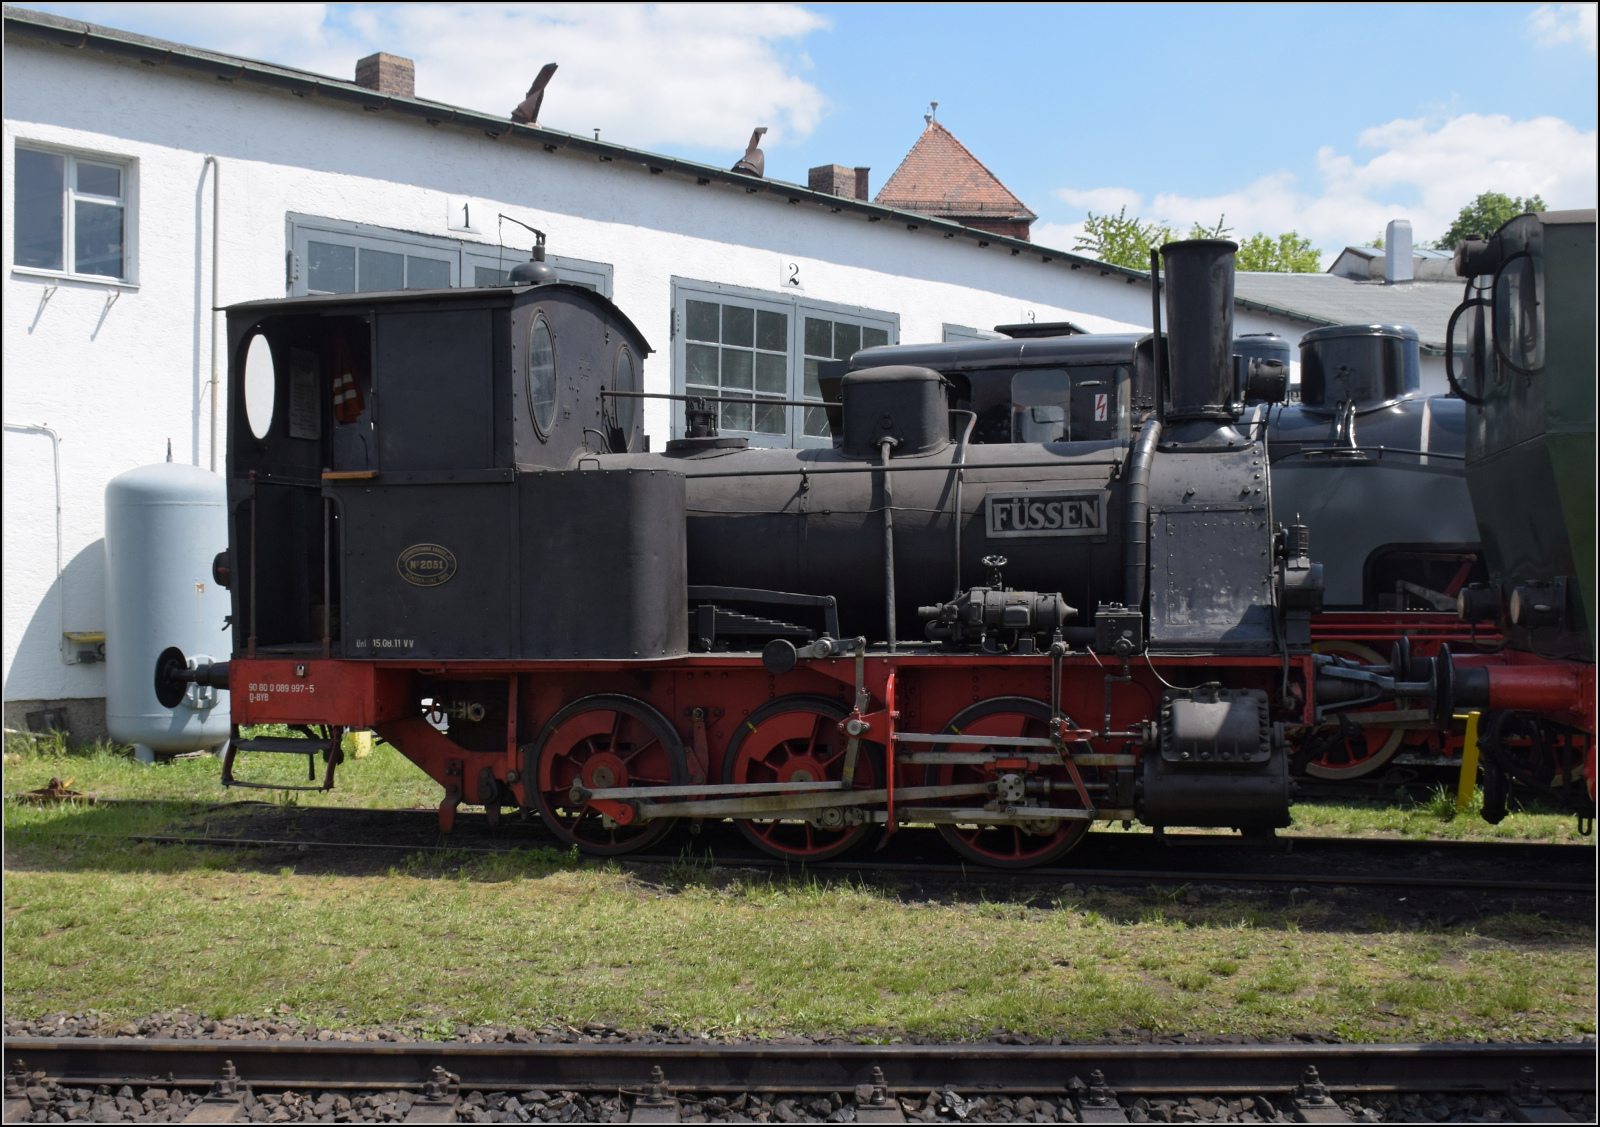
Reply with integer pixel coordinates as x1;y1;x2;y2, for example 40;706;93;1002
4;728;438;809
3;830;1593;1041
1284;787;1591;843
5;730;1594;1042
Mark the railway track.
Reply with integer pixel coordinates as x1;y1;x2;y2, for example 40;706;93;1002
4;1037;1593;1123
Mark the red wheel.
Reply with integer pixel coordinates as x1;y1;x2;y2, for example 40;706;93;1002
1300;642;1405;780
723;695;883;862
529;694;686;856
919;697;1094;870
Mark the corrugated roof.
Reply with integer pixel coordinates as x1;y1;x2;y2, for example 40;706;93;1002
1232;272;1463;349
873;121;1036;221
1332;245;1453;263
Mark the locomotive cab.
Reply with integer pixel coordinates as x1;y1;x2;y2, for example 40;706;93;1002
223;283;683;665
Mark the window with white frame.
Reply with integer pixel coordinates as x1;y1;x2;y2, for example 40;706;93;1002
287;214;611;297
13;145;132;281
672;280;896;447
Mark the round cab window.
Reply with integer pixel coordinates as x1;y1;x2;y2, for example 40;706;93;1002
614;347;637;441
527;315;557;436
243;334;276;440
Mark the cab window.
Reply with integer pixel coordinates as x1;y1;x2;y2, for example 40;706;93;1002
1010;366;1129;443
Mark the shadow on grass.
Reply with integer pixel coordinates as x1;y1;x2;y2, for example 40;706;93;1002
9;796;1595;947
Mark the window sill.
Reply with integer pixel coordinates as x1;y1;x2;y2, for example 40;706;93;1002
10;267;139;290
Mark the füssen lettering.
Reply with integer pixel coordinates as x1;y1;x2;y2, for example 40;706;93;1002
985;491;1108;538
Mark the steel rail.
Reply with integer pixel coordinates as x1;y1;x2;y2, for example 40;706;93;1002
114;834;1596;894
2;1038;1592;1096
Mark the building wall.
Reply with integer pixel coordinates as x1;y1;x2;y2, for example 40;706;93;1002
2;37;1312;717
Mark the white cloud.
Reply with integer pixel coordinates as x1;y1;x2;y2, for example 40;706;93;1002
1529;3;1598;56
1031;220;1091;252
25;3;830;152
1053;186;1143;214
1047;112;1598;256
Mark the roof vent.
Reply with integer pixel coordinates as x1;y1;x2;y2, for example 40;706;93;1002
1384;220;1413;283
354;52;414;99
510;64;558;124
732;128;768;177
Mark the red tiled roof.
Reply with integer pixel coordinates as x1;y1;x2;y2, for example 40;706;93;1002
873;121;1036;222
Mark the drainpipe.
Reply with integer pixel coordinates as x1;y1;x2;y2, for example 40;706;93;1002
4;423;70;664
203;156;221;472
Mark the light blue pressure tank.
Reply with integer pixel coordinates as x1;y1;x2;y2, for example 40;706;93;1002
104;462;231;760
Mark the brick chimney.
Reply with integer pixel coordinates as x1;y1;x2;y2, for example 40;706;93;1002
808;164;869;201
355;52;415;99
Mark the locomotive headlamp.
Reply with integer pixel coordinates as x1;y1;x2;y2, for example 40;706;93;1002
1509;583;1562;629
1456;583;1501;624
1453;235;1502;279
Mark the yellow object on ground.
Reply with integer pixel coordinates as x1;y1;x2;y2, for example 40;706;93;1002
344;730;374;759
1457;711;1481;810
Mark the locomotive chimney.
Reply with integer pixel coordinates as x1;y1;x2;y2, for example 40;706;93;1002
1160;239;1239;422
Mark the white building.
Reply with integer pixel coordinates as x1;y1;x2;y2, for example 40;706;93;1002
2;5;1321;738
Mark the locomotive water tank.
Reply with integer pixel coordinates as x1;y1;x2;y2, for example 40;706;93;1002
105;462;232;761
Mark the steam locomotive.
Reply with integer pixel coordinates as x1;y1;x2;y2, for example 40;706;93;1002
161;229;1592;869
837;320;1488;781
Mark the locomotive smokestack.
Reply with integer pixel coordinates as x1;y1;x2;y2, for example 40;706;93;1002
1161;239;1239;421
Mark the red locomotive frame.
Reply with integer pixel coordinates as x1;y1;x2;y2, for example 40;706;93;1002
229;628;1594;867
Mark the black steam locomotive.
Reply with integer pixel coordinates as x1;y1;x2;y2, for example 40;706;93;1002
172;237;1581;869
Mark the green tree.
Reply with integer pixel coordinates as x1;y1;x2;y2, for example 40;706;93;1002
1074;208;1320;272
1435;191;1547;250
1073;207;1177;270
1235;231;1321;273
1188;215;1233;240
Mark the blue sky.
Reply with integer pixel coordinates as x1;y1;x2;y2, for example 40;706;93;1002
26;3;1599;257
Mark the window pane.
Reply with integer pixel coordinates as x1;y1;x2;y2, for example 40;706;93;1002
528;317;557;434
14;149;64;270
804;317;831;357
308;241;355;293
73;200;123;277
756;309;787;352
754;352;786;395
562;278;598;292
721;304;754;346
614;349;638;437
721;401;753;432
686;343;719;387
75;162;121;198
833;322;861;360
358;248;403;292
721;348;753;390
405;255;451;290
1011;370;1072;443
862;326;889;350
803;358;822;399
754;400;785;435
804;406;831;438
686;300;719;342
475;265;510;287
